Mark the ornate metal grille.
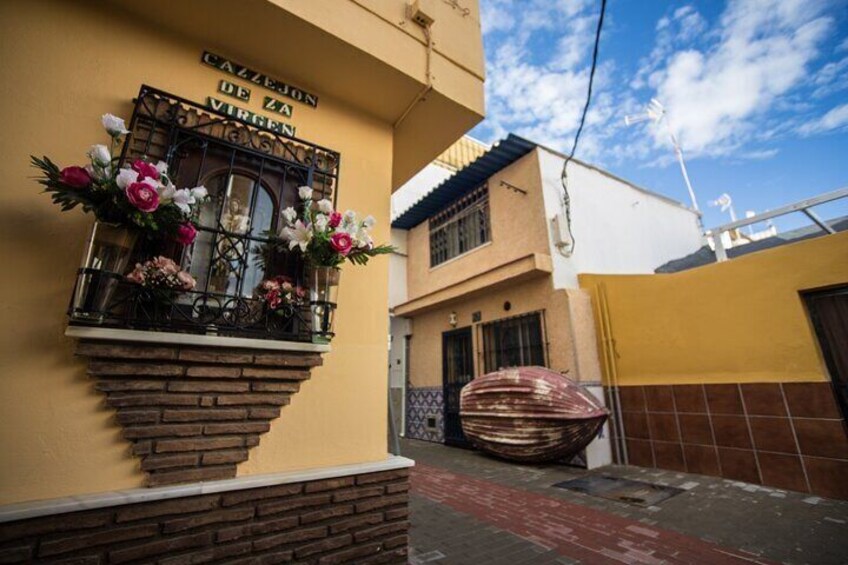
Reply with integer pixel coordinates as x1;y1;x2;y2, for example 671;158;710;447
482;311;546;373
71;85;341;342
429;184;490;267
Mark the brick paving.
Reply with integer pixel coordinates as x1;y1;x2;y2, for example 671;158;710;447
404;439;848;564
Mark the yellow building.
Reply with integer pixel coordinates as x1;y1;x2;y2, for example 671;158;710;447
0;0;484;561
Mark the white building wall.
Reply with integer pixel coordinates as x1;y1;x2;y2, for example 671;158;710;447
388;229;408;309
391;163;453;220
537;147;704;289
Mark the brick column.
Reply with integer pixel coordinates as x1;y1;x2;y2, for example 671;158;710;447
76;340;323;487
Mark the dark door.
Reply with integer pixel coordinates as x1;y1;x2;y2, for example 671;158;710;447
443;327;474;447
804;286;848;421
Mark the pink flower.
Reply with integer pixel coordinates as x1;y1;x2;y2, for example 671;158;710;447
177;271;196;291
330;231;353;256
152;256;179;275
131;159;160;181
328;211;342;228
60;166;92;188
125;181;160;212
125;263;146;284
175;222;197;245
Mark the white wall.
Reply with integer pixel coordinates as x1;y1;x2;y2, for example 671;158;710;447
388;228;408;309
538;147;704;289
391;163;453;220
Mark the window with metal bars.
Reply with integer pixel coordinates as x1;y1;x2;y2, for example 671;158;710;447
77;85;341;341
482;312;546;373
428;184;490;267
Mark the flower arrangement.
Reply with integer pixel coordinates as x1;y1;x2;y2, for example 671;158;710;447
31;113;208;243
125;256;197;292
278;185;393;267
256;276;307;313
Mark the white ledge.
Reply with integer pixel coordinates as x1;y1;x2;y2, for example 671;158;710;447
65;326;331;353
0;455;414;523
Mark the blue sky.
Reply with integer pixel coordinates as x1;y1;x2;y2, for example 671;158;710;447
471;0;848;231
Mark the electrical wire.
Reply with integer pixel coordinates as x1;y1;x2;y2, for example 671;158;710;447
560;0;607;255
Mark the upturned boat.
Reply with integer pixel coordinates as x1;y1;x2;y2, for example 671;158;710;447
459;366;609;463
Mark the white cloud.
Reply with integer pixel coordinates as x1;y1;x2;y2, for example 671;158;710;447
798;103;848;135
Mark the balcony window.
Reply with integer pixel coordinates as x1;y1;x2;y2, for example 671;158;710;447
73;86;340;342
429;184;490;267
482;312;546;373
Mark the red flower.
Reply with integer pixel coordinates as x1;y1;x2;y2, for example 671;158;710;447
330;232;353;256
59;166;92;188
131;159;160;181
328;211;342;228
175;222;197;245
125;181;160;212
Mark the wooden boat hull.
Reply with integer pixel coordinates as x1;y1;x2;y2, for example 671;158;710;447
459;366;609;463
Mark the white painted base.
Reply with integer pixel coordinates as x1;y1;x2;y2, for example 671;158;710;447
0;455;414;524
584;383;613;470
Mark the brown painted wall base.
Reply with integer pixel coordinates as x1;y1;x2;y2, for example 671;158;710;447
0;468;409;564
607;383;848;500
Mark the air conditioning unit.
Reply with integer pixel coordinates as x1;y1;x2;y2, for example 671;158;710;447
551;213;573;255
407;0;436;28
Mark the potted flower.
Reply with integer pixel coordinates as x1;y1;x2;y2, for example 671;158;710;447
125;256;197;323
31;113;207;323
277;186;392;342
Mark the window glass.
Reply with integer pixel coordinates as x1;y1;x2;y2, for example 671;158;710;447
429;185;490;266
482;312;546;373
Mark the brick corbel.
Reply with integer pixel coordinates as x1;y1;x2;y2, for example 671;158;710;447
75;340;323;487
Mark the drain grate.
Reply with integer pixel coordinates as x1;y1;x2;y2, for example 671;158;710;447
552;475;684;507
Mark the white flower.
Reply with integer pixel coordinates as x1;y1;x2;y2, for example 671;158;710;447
282;207;298;225
354;228;373;249
283;220;312;252
298;185;313;201
101;113;129;137
159;182;176;200
190;186;208;201
344;209;357;222
171;188;195;214
115;167;139;189
362;215;376;229
317;199;334;214
155;161;169;174
314;213;329;232
87;144;111;166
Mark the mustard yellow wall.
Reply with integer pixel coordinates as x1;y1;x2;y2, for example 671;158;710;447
406;149;549;301
0;1;397;505
580;232;848;387
408;278;592;389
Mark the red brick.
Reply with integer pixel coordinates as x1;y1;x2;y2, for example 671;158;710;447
115;496;218;522
250;516;300;536
300;504;355;524
252;353;322;367
155;436;243;453
162;408;247;422
115;410;159;425
355;494;408;514
163;507;255;534
95;380;166;392
122;424;203;439
185;366;242;378
385;482;409;494
0;545;32;562
89;361;184;377
168;381;250;393
356;469;409;485
384;507;409;521
383;534;408;549
39;524;158;557
333;485;384;502
257;493;332;516
159;540;252;565
132;441;153;455
140;453;200;471
228;550;293;564
217;394;289;406
317;542;382;564
359;547;408;564
295;534;353;559
244;435;261;447
0;512;110;543
178;349;254;364
106;393;199;408
220;483;302;507
199;397;214;407
354;521;409;542
204;422;270;435
248;407;281;419
109;532;213;563
305;477;355;493
252;525;326;551
202;449;249;465
77;341;177;360
147;466;236;486
329;512;384;534
251;382;301;393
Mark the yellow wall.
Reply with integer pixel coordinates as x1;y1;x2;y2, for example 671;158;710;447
0;0;409;505
580;232;848;387
406;149;549;300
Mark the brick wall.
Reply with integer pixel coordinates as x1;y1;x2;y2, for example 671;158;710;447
608;382;848;500
0;468;410;564
76;340;323;486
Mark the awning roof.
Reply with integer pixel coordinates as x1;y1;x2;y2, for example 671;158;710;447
391;134;537;229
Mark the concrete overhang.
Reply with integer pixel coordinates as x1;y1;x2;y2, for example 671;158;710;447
104;0;485;190
392;253;553;317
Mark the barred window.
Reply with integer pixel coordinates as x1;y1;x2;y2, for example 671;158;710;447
482;312;546;373
429;184;490;267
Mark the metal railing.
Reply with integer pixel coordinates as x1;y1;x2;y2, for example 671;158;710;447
708;187;848;262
